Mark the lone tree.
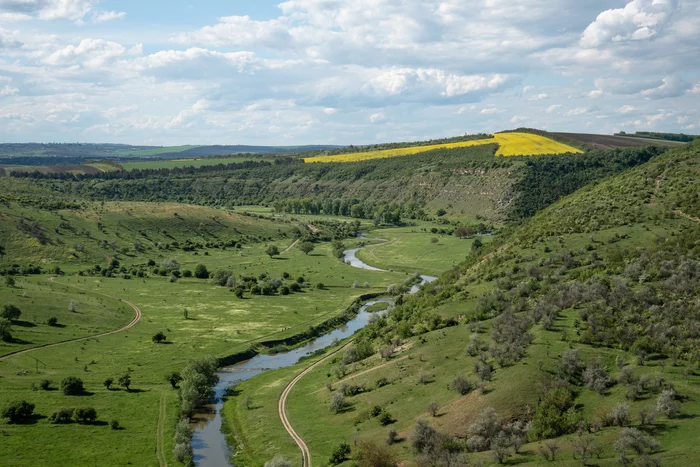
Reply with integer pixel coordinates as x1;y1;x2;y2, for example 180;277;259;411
0;319;12;342
299;242;315;255
1;305;21;321
103;377;114;390
152;332;167;344
2;400;35;424
265;245;280;258
60;376;85;396
166;372;183;389
75;407;98;424
119;373;132;391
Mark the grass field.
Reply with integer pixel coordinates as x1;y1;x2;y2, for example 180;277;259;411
121;156;259;171
354;226;491;275
115;146;201;157
303;133;581;163
0;238;409;466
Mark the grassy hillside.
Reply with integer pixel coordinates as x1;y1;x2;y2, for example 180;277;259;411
226;140;700;466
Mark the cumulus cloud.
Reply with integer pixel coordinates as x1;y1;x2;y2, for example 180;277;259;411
369;112;385;123
580;0;678;48
0;0;97;23
639;75;691;99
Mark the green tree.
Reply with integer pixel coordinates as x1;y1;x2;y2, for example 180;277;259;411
299;242;315;255
194;264;209;279
4;276;15;288
103;377;114;390
74;407;97;423
2;400;35;424
60;376;84;396
166;372;183;389
152;331;167;344
0;319;12;342
329;443;351;465
266;245;280;258
471;238;483;251
118;373;132;391
1;305;21;321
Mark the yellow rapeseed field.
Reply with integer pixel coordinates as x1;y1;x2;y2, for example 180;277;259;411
492;132;583;156
303;132;581;163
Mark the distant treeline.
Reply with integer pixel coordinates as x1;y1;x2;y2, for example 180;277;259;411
616;131;698;143
9;159;283;180
272;198;407;225
508;145;667;221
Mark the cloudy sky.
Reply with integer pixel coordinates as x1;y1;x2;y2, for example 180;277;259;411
0;0;698;145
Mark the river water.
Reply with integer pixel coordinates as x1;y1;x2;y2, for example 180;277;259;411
191;244;437;466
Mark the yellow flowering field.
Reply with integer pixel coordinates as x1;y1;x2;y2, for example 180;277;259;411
303;132;581;163
492;132;583;156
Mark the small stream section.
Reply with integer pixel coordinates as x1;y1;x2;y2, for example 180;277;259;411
191;242;437;466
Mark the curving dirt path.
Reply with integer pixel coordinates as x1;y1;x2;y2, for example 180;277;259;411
0;277;142;362
278;341;354;467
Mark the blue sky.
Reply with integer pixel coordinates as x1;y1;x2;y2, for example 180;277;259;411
0;0;698;145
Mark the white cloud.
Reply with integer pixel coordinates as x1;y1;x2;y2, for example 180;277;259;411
528;93;548;101
690;83;700;94
44;38;125;67
617;105;638;114
641;76;691;99
0;84;18;96
567;107;589;116
546;104;561;113
480;108;501;115
369;112;385;123
580;0;678;48
93;11;125;23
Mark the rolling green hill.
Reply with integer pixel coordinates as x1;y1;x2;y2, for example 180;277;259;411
225;140;700;466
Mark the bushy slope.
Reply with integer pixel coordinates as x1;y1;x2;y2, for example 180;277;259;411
231;141;700;466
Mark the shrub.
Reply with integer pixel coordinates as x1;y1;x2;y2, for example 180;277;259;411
118;373;131;391
656;389;680;418
614;428;660;459
152;331;167;344
2;400;35;423
428;401;439;417
60;376;84;396
1;304;21;320
299;242;315;255
265;245;280;257
48;408;74;424
0;318;11;342
530;387;577;440
103;377;114;390
39;379;51;391
329;392;346;413
290;282;301;292
280;286;290;295
316;282;325;289
386;428;398;445
411;418;439;453
609;403;630;427
329;443;351;465
379;411;395;426
166;372;183;389
356;440;397;467
110;419;120;430
47;317;58;327
194;264;209;279
75;407;97;423
451;375;472;395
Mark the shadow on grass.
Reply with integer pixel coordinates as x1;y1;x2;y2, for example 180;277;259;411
12;320;36;328
13;414;47;425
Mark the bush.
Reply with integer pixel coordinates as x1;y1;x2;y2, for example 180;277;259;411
152;331;167;344
48;408;74;424
609;403;630;427
657;389;680;418
47;316;58;327
103;377;114;390
118;373;132;391
194;264;209;279
1;304;21;320
329;443;351;465
74;407;97;423
38;379;51;390
0;318;11;342
451;375;472;395
166;371;183;388
290;282;301;292
356;440;397;467
280;286;290;295
60;376;84;396
110;419;120;430
379;411;395;426
2;400;35;423
329;392;346;413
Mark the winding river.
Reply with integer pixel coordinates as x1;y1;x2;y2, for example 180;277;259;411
191;243;437;466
